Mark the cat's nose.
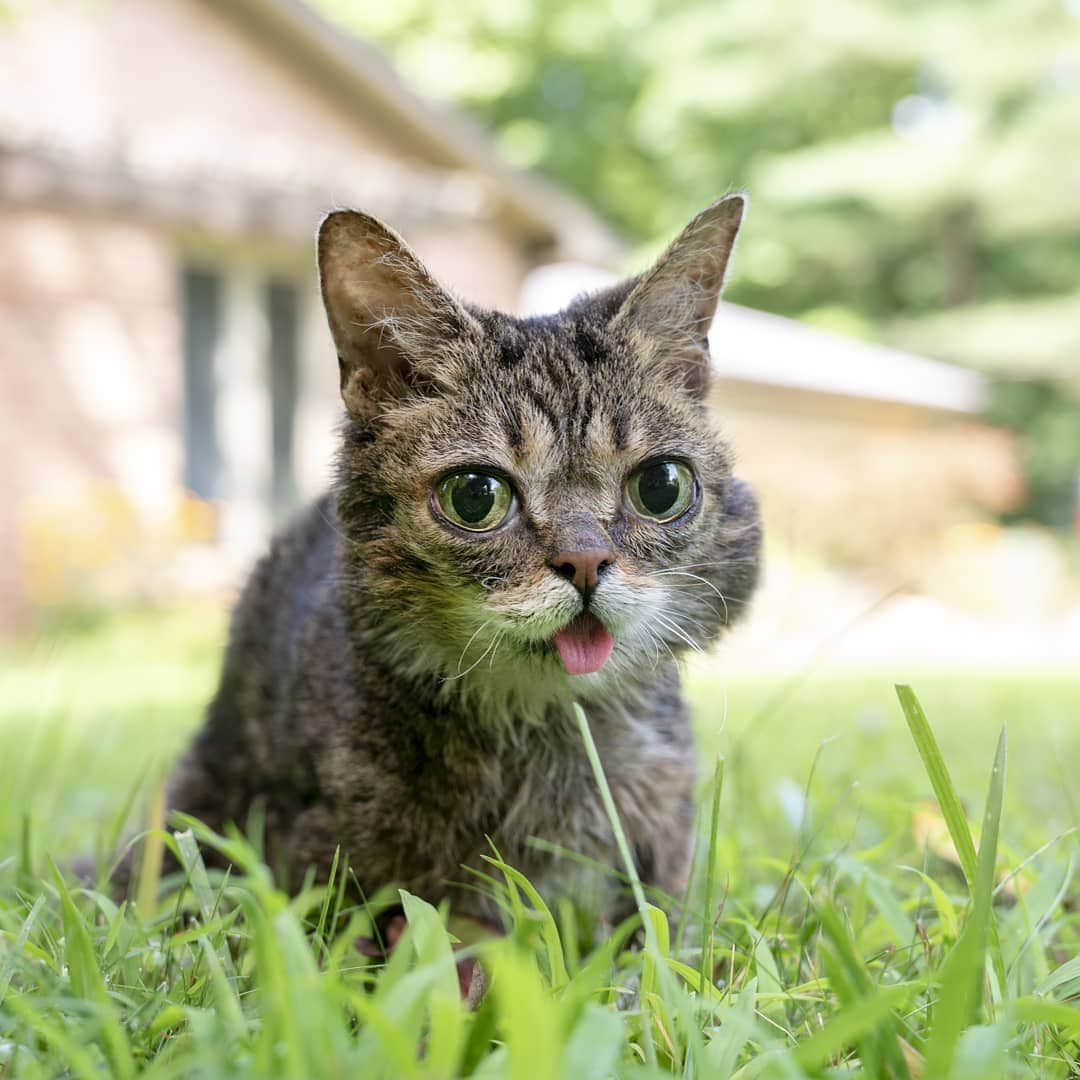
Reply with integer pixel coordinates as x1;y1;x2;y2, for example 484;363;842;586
549;548;615;595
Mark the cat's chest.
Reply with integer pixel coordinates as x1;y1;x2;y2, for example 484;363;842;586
432;728;593;817
433;717;667;854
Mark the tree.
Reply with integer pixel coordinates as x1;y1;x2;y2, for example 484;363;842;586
314;0;1080;522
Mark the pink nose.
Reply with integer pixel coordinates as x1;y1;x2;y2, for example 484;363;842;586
549;548;615;594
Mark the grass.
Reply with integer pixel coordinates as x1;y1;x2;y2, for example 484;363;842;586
1;603;1078;1077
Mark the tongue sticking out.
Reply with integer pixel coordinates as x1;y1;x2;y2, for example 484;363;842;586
552;612;614;676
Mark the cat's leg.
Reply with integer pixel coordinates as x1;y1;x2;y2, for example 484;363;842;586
635;792;696;903
608;768;696;928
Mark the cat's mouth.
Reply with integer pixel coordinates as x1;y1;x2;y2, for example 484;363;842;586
552;612;614;676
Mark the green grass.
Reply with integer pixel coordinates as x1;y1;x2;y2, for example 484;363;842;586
1;605;1078;1077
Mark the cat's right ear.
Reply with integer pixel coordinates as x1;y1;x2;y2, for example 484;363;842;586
317;211;478;418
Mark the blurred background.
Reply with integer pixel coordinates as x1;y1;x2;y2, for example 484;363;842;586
1;0;1078;824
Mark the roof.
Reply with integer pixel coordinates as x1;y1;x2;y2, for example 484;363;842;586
710;303;988;415
519;262;987;415
209;0;621;263
0;0;619;264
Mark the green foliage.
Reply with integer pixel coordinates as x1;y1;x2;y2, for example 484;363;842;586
314;0;1079;321
988;379;1080;528
312;0;1080;525
1;611;1078;1075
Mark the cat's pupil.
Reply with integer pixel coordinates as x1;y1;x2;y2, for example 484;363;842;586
452;474;497;523
638;463;680;515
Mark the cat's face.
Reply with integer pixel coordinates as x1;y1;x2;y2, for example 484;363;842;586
321;199;761;705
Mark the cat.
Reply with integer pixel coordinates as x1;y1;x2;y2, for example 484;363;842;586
152;195;761;928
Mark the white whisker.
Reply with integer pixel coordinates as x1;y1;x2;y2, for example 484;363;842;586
441;620;500;682
654;612;703;654
649;569;731;623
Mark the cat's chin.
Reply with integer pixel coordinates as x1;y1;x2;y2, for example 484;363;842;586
551;612;615;676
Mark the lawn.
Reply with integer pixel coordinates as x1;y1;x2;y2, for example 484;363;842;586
0;604;1077;1077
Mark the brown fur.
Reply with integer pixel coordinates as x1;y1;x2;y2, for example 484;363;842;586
151;196;762;923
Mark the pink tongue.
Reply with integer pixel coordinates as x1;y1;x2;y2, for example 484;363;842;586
553;613;614;675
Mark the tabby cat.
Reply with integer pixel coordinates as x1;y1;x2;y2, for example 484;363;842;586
160;195;762;927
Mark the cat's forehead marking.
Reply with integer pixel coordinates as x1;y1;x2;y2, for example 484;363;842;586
423;310;709;495
492;316;629;441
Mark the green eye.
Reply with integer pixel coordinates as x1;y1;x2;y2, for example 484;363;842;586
434;472;516;531
627;460;696;522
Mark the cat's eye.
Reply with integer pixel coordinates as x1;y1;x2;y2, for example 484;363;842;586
626;460;696;523
434;471;516;532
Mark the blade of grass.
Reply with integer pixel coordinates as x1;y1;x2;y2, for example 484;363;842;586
243;895;313;1079
313;844;340;958
174;828;218;922
481;854;569;990
706;977;758;1076
817;904;912;1079
1011;996;1080;1033
18;813;32;889
100;767;151;883
793;983;911;1072
136;769;167;920
700;755;724;998
200;935;246;1044
923;726;1007;1077
573;702;657;1069
427;989;469;1078
895;685;977;885
173;827;236;980
572;705;649;933
4;993;102;1080
967;725;1007;1014
0;894;45;1006
561;1002;625;1080
493;943;561;1080
50;859;135;1079
1037;954;1080;999
898;686;1008;994
399;891;459;1003
899;866;960;941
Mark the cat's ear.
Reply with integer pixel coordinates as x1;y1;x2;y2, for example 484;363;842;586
612;194;745;397
318;210;478;417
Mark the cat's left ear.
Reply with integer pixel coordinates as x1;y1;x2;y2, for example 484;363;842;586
612;194;745;397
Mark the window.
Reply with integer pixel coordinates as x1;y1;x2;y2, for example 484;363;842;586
181;266;223;501
265;279;299;519
180;263;304;527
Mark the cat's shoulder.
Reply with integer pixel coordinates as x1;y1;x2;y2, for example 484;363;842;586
223;494;341;664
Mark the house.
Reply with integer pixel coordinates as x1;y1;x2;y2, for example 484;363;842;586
0;0;1016;632
523;268;1019;577
704;303;1019;573
0;0;617;628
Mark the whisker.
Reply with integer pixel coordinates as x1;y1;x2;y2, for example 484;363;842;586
674;611;715;637
652;570;731;623
643;624;677;669
487;630;506;669
441;619;498;682
315;502;362;551
647;561;730;573
653;587;721;623
650;569;731;615
457;619;493;674
442;633;500;682
651;571;747;622
654;612;703;654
